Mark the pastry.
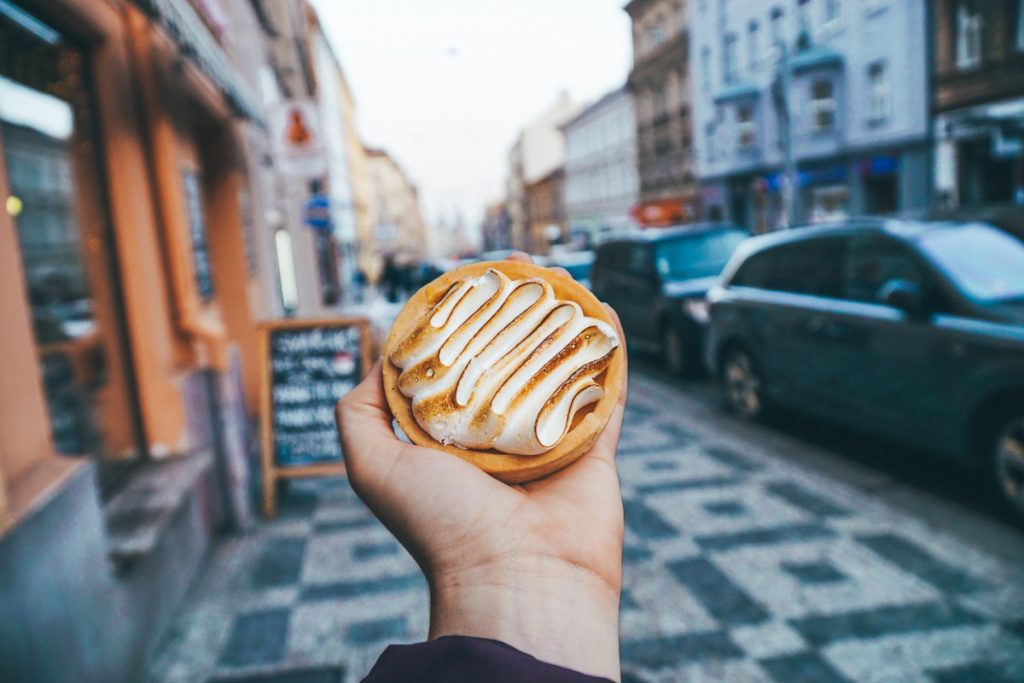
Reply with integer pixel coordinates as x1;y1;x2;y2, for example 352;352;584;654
382;259;623;483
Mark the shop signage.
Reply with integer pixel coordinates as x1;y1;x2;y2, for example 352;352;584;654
270;99;327;178
259;317;371;517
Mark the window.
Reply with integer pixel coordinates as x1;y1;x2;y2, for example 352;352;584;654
956;1;983;69
1017;0;1024;51
736;104;756;148
844;237;923;304
810;79;836;132
723;33;738;83
767;238;845;298
730;250;775;288
917;224;1024;302
823;0;841;27
626;244;653;276
747;21;760;70
770;7;786;57
652;88;667;119
867;61;891;123
655;229;749;280
648;15;667;48
705;121;717;161
701;45;711;90
797;0;813;42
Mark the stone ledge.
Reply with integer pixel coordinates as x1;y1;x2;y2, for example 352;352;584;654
104;451;212;570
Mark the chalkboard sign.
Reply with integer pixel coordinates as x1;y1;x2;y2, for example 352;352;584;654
259;317;372;517
183;168;214;300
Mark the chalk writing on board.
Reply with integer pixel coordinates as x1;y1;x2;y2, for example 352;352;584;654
270;325;361;466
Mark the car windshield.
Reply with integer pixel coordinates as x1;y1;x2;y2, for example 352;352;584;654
917;224;1024;303
655;229;748;280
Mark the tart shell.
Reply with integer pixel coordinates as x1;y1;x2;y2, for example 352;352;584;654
381;260;624;484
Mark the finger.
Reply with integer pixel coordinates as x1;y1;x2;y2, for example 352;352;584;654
335;360;405;489
506;251;533;264
550;266;571;279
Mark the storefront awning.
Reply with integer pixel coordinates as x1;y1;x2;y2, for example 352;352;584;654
132;0;265;127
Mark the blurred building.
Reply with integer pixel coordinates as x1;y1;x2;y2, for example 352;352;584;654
481;200;512;252
563;85;640;245
363;147;429;279
526;167;567;255
505;91;581;252
626;0;701;227
691;0;930;231
932;0;1024;208
0;0;275;680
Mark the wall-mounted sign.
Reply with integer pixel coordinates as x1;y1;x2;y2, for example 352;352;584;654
270;99;327;178
182;168;214;299
259;316;371;517
303;193;333;231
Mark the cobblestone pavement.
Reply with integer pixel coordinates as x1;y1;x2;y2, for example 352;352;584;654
145;371;1024;683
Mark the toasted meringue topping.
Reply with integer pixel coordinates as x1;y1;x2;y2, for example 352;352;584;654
389;269;620;455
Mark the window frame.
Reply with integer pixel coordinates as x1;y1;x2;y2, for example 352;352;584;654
736;103;756;149
956;1;983;70
809;78;837;133
866;60;892;125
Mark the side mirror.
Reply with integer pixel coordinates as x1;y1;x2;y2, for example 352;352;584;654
879;278;926;318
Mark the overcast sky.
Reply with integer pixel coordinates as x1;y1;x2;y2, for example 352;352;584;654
310;0;633;228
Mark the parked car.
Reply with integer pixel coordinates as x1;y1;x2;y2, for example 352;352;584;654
705;219;1024;520
542;250;595;289
591;223;748;374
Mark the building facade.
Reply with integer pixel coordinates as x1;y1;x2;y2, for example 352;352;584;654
525;167;567;254
363;147;429;279
0;0;273;680
563;86;640;245
692;0;930;231
626;0;700;226
933;0;1024;208
505;91;580;252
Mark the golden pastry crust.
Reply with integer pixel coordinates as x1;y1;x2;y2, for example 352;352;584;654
382;260;624;483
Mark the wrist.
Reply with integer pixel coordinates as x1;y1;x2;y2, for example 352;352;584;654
428;554;621;681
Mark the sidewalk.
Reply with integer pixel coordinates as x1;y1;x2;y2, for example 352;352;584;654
145;373;1024;683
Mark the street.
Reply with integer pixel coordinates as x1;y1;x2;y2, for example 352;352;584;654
145;362;1024;683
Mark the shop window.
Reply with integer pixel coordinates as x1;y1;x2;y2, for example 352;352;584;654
867;61;891;124
0;9;141;471
956;1;983;69
809;79;836;132
809;184;850;223
736;104;756;149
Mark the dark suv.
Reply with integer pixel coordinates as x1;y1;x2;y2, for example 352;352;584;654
592;224;748;374
705;219;1024;519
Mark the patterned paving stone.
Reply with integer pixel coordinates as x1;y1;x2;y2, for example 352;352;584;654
345;616;407;645
635;475;742;495
702;445;761;472
765;481;851;518
209;667;344;683
856;533;990;595
702;500;747;517
313;518;379;534
351;541;400;561
300;573;425;602
695;523;836;552
667;558;769;626
252;538;307;588
929;660;1024;683
622;544;653;564
788;602;983;646
780;560;847;586
218;608;291;669
619;631;744;668
623;499;678;539
759;652;852;683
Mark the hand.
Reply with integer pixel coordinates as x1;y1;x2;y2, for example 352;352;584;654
336;254;628;681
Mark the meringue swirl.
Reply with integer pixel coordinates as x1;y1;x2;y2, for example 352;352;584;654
389;269;620;455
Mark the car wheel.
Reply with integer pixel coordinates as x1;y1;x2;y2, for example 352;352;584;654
662;324;687;376
721;347;766;420
987;405;1024;522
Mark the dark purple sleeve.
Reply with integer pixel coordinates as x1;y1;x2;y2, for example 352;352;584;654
361;635;615;683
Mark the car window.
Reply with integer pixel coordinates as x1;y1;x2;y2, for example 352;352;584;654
844;236;924;304
595;243;626;274
730;250;775;288
654;229;748;280
766;238;845;298
917;223;1024;303
627;244;652;276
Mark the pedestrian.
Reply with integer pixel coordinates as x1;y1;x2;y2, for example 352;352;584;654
381;254;399;303
335;255;628;682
